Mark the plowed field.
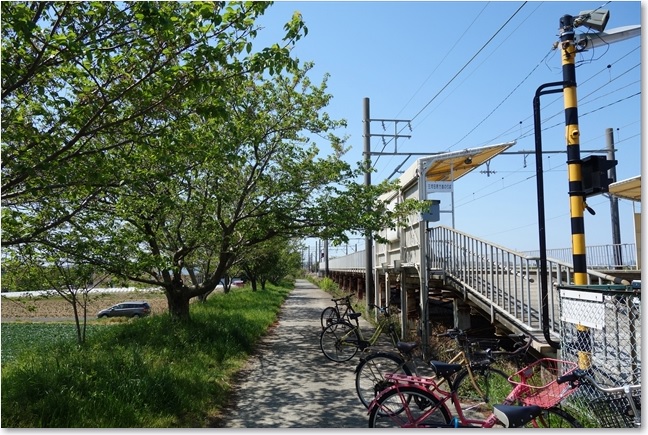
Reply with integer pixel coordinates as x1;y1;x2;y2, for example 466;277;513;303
1;291;169;321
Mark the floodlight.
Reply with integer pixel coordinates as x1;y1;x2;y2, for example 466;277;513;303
576;9;610;32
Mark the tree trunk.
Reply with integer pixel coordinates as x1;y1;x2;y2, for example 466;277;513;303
196;289;213;303
165;282;191;321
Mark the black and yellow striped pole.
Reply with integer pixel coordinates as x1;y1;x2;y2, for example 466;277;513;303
559;14;590;369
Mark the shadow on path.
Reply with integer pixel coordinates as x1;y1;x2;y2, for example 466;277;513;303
214;279;378;428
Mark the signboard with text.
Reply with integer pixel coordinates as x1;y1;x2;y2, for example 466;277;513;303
426;181;453;194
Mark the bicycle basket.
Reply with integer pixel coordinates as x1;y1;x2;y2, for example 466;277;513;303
507;358;577;408
588;391;641;428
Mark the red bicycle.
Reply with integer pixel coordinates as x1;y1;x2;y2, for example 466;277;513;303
367;358;582;428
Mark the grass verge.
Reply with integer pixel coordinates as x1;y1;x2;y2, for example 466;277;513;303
1;284;291;428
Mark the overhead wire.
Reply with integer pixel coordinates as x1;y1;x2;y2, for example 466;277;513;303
414;2;545;151
451;46;640;215
374;3;639;217
373;3;491;174
481;46;640;145
376;1;531;179
394;3;490;120
410;2;528;124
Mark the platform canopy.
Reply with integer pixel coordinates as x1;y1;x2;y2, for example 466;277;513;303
394;141;516;194
608;175;641;202
421;141;516;181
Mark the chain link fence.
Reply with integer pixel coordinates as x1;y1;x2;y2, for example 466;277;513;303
559;283;641;427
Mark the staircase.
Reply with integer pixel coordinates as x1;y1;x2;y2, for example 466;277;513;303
427;225;632;355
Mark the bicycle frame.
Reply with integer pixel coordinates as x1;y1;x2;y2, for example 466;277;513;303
338;308;400;351
359;315;399;346
435;330;532;403
369;356;574;428
369;372;502;428
334;297;354;319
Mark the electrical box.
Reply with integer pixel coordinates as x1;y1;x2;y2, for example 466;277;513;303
580;155;617;197
422;200;441;222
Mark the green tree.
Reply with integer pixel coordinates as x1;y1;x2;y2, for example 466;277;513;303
241;238;303;291
1;1;294;247
2;245;108;344
52;61;420;321
3;2;426;322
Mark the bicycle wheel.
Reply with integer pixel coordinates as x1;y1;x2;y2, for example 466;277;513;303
526;407;582;428
355;352;413;409
454;366;513;415
368;386;452;428
320;306;339;330
319;321;360;362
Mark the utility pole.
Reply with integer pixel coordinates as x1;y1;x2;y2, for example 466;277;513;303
324;239;329;278
363;97;412;315
556;9;639;369
363;98;373;311
606;128;622;268
559;14;589;287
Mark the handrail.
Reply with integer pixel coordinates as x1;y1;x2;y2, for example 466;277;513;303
427;226;630;340
321;226;633;343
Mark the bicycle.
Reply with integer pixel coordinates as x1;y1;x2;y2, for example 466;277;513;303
367;357;582;428
355;328;531;413
557;368;641;428
319;304;400;363
320;294;357;331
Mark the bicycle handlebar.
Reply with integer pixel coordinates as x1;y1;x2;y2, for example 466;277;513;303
331;294;354;303
436;328;532;357
368;304;394;316
557;369;641;395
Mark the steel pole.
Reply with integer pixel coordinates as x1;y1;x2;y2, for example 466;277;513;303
606;128;622;268
363;98;374;311
560;14;590;368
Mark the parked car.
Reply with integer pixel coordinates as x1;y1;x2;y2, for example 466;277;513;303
97;301;151;318
231;278;245;288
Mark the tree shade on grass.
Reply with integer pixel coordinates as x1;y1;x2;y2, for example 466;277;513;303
1;285;291;428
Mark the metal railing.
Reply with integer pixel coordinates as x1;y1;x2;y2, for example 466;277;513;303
524;244;638;270
327;250;366;272
323;227;634;342
427;226;631;339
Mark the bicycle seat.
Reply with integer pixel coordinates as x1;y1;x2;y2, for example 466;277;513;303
428;361;463;377
396;341;419;354
493;404;542;428
348;312;362;321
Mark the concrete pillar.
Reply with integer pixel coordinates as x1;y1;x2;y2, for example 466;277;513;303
453;299;472;330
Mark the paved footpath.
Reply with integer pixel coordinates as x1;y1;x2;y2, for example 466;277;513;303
218;279;379;428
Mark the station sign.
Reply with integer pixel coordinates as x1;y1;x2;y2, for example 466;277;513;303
426;181;453;194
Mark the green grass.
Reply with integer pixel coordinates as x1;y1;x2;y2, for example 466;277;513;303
1;323;109;364
1;284;292;428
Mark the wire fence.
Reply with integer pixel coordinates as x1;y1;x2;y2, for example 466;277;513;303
559;283;641;427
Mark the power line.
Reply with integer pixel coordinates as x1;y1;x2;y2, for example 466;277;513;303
375;11;639;185
477;48;640;146
376;2;529;180
394;2;491;119
410;2;528;124
447;48;554;151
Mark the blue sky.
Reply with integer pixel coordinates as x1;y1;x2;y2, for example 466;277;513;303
255;1;642;257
